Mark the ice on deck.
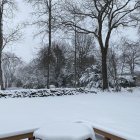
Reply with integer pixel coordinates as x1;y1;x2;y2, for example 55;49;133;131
34;122;96;140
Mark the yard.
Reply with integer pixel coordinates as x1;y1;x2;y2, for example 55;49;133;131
0;88;140;140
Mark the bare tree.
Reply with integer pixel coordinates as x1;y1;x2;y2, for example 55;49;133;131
26;0;59;89
0;0;22;90
61;0;140;90
120;40;140;76
76;33;95;81
37;42;66;87
2;53;22;89
130;0;140;34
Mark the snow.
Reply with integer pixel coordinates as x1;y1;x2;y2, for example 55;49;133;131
34;122;96;140
0;88;140;139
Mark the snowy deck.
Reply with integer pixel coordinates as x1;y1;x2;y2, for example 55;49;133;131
0;88;140;139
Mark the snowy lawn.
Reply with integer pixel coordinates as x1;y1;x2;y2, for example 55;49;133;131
0;88;140;139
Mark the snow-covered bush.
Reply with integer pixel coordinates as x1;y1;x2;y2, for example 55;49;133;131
118;75;136;88
16;59;47;89
80;65;102;88
0;88;97;98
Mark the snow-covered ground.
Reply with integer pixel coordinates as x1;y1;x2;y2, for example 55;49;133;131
0;88;140;139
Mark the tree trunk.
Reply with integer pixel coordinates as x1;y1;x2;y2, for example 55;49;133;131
47;47;50;89
74;21;77;88
101;49;108;90
0;14;4;90
47;0;52;89
0;52;4;90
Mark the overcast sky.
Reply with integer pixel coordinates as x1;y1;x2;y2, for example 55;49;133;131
3;0;139;63
4;0;39;63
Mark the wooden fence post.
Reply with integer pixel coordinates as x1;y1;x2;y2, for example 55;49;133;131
29;137;35;140
105;137;111;140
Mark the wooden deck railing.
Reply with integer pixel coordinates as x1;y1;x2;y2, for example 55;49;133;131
0;132;34;140
94;128;126;140
0;128;126;140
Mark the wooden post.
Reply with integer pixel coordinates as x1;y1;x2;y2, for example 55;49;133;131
105;137;111;140
29;137;35;140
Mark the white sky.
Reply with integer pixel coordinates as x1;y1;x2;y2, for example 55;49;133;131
3;0;139;63
4;0;40;63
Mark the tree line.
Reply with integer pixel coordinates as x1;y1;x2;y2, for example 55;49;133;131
2;37;140;90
